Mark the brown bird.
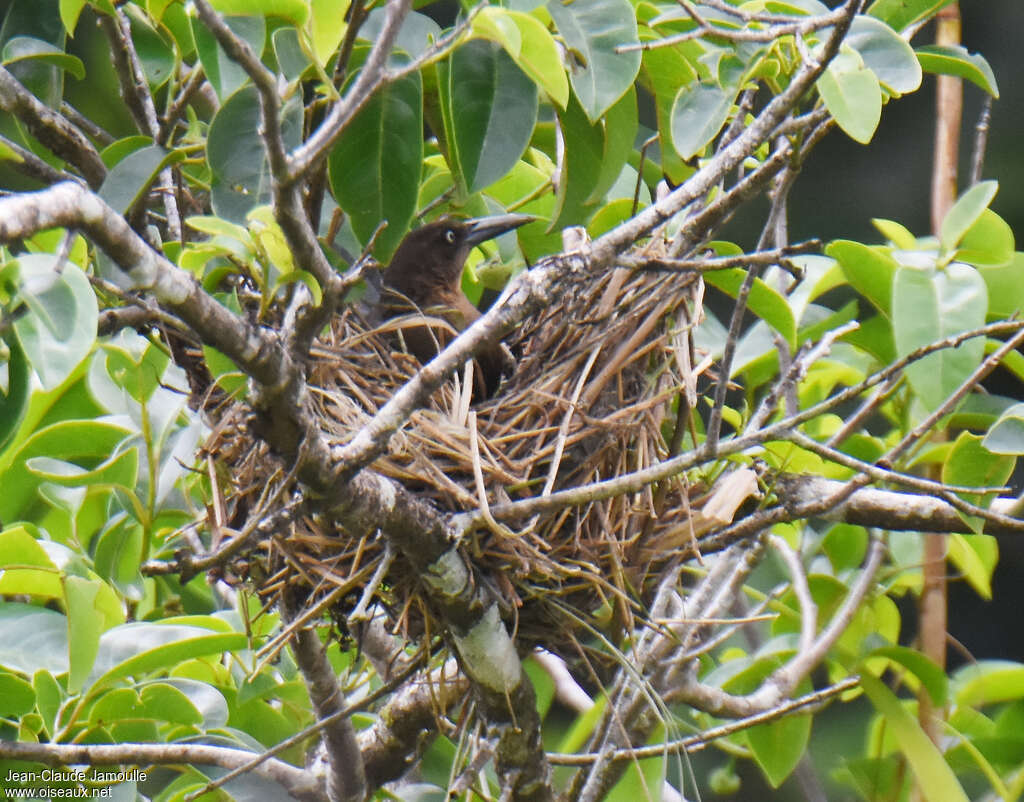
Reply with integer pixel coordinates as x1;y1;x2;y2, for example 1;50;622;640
381;213;532;397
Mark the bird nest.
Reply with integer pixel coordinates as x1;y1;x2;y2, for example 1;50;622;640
206;261;713;649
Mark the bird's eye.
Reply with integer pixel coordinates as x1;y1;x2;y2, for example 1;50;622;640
444;228;457;244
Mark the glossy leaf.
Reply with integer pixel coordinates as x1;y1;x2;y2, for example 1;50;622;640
947;532;998;597
59;0;87;35
443;38;538;193
12;255;98;391
471;7;568;108
844;15;921;95
192;14;265;100
587;85;638;204
550;90;603;230
0;671;35;717
0;603;69;675
0;333;31;453
546;0;641;121
861;673;970;802
309;0;350;65
943;431;1015;536
977;253;1024;320
827;240;898;315
983;401;1024;455
867;0;953;31
816;49;882;144
670;80;734;160
207;86;302;222
99;144;183;215
704;268;797;350
747;709;811;787
892;263;987;411
872;218;918;249
916;44;999;97
1;35;84;79
956;209;1014;268
940;181;998;253
207;0;308;25
328;63;422;260
953;661;1024;708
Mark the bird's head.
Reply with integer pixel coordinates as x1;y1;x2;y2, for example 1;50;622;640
383;213;533;302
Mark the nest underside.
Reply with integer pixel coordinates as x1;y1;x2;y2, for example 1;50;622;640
208;265;709;649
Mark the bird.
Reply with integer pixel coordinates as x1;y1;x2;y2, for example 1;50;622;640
380;213;533;398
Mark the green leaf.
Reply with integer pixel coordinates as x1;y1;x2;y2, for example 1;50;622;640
443;38;538;194
59;0;87;35
128;12;175;89
747;708;811;787
308;0;350;65
587;85;637;204
12;255;98;391
192;14;265;100
816;49;882;144
940;181;998;253
942;431;1014;537
845;15;921;95
207;0;307;25
0;603;68;675
704;268;797;350
892;263;987;411
953;660;1024;708
0;671;35;717
89;624;248;693
207;85;302;222
916;44;999;98
860;673;970;802
956;209;1014;268
328;59;422;260
0;333;31;453
670;80;734;160
472;7;568;109
869;646;947;706
947;532;998;598
99;144;183;215
977;253;1024;320
64;576;110;692
1;35;84;79
867;0;953;32
639;37;698;183
983;402;1024;455
546;0;641;122
550;90;603;229
872;218;918;249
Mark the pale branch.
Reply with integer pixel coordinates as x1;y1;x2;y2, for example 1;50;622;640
191;0;285;176
784;431;1024;533
770;534;816;654
592;0;858;265
359;658;469;790
0;66;106;188
190;0;340;340
283;594;366;802
287;0;413;182
0;741;324;802
883;325;1024;466
549;676;859;765
191;646;429;801
99;10;182;240
775;474;1024;536
618;0;850;51
0;133;83;186
618;240;821;273
666;535;884;717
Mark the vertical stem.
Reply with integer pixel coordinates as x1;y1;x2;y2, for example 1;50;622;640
929;3;963;232
918;6;961;794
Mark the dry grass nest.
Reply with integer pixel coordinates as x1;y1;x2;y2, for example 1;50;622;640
207;262;714;650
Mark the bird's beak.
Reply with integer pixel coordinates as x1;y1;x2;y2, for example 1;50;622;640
463;214;535;247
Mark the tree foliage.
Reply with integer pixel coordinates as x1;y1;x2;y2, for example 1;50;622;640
0;0;1020;801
